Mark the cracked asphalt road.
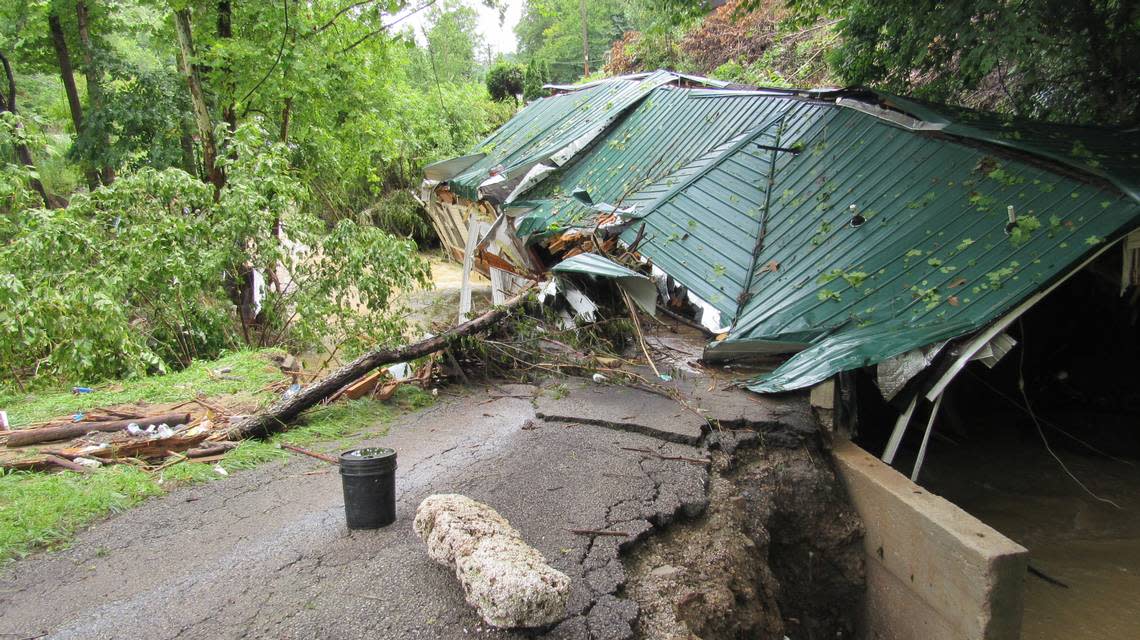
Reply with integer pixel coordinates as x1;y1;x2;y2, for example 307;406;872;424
0;383;711;640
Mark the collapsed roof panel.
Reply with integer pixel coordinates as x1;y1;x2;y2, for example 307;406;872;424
614;123;780;320
512;88;812;239
449;71;689;202
873;93;1140;203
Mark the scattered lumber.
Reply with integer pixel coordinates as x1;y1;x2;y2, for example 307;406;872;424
43;454;93;473
6;412;191;448
226;285;535;440
56;430;211;460
185;443;237;458
335;370;386;401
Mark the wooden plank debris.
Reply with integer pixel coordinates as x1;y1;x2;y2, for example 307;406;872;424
6;412;192;448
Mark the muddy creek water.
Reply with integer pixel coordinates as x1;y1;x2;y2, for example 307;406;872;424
921;424;1140;639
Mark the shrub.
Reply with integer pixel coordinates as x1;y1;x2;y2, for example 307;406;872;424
486;62;524;103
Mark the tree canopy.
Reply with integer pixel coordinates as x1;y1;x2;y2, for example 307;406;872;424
486;60;524;102
0;0;514;385
784;0;1140;126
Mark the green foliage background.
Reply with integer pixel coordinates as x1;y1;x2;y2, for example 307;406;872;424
0;0;515;386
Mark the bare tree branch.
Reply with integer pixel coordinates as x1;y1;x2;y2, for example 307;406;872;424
238;0;290;113
338;0;437;54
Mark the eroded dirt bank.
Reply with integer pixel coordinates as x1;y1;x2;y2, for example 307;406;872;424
626;430;864;640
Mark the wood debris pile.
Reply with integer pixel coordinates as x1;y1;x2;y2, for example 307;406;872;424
1;358;438;475
1;403;241;473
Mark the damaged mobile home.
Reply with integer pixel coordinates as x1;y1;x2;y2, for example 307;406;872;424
422;70;1139;396
422;70;1140;638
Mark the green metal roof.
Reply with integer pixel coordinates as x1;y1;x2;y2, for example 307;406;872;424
727;107;1139;391
511;87;813;239
876;93;1140;204
448;71;685;201
435;76;1140;393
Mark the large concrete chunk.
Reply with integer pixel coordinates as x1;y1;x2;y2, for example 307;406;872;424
413;494;571;628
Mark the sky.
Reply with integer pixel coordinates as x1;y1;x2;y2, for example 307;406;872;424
401;0;524;57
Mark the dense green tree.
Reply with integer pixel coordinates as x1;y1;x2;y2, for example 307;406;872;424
522;57;550;100
516;0;631;83
486;60;523;102
412;2;484;85
778;0;1139;125
0;0;515;386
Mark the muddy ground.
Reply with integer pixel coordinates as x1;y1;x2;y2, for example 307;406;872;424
0;375;863;639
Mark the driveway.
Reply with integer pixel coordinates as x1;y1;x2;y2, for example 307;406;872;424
0;382;720;640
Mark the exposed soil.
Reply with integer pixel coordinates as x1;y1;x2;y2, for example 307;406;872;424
624;432;864;640
625;451;784;640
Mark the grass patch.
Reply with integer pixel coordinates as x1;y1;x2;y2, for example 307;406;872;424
0;350;287;428
0;355;434;562
0;466;162;559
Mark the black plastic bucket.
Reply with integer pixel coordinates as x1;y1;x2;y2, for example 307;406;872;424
339;447;397;529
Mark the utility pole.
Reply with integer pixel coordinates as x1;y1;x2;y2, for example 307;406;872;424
579;0;589;76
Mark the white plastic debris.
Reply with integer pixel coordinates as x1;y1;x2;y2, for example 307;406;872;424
212;464;228;476
126;422;174;439
72;457;103;469
413;494;570;628
591;373;607;384
387;362;412;379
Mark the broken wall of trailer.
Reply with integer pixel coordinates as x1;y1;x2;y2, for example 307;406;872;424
424;184;492;264
422;183;536;307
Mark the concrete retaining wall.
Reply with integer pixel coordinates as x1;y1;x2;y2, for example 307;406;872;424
831;441;1028;640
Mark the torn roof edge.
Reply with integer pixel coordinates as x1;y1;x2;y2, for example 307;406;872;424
542;70;733;92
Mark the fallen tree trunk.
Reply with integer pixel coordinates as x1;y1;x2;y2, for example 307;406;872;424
226;286;534;440
6;412;192;448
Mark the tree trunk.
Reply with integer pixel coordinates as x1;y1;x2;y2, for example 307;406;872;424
0;51;53;208
173;8;225;196
216;1;237;135
226;286;534;440
74;0;114;185
6;413;191;447
48;12;100;191
279;96;292;142
178;115;198;176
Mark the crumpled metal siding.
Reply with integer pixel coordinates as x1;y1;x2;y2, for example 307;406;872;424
449;71;683;201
